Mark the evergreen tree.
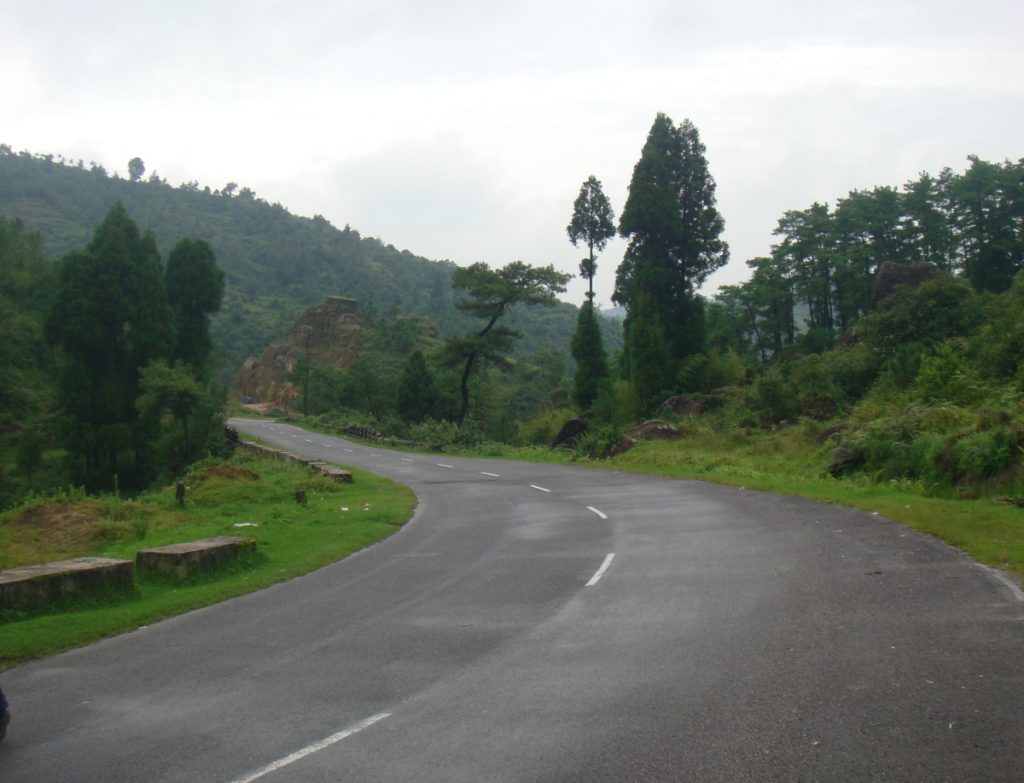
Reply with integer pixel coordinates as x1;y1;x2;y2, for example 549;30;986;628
626;291;672;410
397;350;439;423
567;175;616;298
615;114;728;402
46;203;175;490
951;156;1024;293
566;175;613;409
165;237;224;379
570;300;608;409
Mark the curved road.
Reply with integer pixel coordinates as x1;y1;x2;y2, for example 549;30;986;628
2;419;1022;781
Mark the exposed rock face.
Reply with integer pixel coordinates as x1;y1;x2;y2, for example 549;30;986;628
233;297;363;405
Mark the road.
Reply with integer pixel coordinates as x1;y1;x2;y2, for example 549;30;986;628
1;418;1022;781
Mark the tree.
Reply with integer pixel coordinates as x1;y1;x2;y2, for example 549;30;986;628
566;176;614;409
571;300;608;409
397;350;439;423
127;157;145;182
567;176;616;298
446;261;570;426
165;237;224;379
46;203;175;490
950;156;1024;293
615;114;728;401
137;361;226;478
15;427;43;487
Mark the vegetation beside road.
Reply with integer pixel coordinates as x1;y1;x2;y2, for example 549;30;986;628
0;454;415;668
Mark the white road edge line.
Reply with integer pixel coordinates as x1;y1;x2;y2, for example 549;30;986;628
481;471;500;478
401;458;415;462
587;506;608;520
586;553;615;587
437;463;454;469
530;485;551;493
229;712;392;783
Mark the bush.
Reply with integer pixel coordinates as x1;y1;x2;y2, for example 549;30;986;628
408;418;483;448
573;425;625;460
913;341;981;404
956;429;1016;482
749;367;797;424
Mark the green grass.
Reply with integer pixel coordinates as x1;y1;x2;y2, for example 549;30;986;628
0;454;416;668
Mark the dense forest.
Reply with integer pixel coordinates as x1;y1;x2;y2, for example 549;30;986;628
0;146;621;383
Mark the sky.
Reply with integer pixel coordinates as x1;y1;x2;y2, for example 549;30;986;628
3;0;1022;308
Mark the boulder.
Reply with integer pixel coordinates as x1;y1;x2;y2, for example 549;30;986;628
607;436;636;457
660;395;706;417
871;262;939;308
551;418;587;449
626;420;680;441
827;441;863;477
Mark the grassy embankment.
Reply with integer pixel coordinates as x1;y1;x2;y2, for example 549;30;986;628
0;454;416;668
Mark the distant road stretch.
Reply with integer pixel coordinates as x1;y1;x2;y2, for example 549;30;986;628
2;419;1021;782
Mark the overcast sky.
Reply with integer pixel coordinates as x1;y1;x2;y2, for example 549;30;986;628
3;1;1022;307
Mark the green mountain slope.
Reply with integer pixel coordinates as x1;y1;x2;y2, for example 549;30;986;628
0;149;621;383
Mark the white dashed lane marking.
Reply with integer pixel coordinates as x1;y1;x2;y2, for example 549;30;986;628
228;712;392;783
586;554;615;587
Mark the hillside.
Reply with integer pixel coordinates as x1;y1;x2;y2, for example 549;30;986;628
0;148;621;383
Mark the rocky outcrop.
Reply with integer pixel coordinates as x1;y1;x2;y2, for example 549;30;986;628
626;420;680;441
550;418;587;449
233;297;363;405
660;395;706;417
871;262;938;308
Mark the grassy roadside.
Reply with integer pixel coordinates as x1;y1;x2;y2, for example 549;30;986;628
289;415;1023;583
0;454;416;668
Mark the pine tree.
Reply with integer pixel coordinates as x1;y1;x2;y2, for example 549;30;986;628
445;261;570;426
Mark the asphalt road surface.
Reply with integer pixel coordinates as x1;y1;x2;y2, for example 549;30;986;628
2;419;1022;781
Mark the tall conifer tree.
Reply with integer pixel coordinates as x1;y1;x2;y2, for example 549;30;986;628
615;114;728;404
566;175;615;409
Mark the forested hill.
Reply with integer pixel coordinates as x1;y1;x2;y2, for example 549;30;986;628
0;148;618;381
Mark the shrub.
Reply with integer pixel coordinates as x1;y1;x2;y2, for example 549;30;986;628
573;425;625;460
956;429;1015;482
750;368;797;424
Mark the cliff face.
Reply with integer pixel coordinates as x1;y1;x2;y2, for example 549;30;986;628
232;297;362;405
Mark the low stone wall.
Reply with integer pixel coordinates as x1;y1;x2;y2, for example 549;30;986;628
136;537;257;580
240;440;355;482
0;557;135;612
